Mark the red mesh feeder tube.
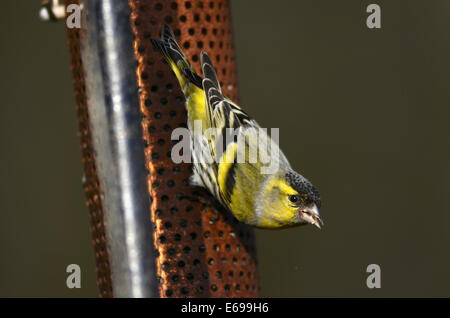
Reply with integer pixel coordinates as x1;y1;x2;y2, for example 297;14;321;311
130;0;260;297
66;0;260;297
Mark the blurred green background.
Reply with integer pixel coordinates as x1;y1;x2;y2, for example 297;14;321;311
1;0;449;297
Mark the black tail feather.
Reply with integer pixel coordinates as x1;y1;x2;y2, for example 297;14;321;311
150;24;202;88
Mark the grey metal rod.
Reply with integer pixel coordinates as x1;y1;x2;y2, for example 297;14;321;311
79;0;158;297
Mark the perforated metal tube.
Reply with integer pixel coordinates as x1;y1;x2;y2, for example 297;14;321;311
129;0;260;298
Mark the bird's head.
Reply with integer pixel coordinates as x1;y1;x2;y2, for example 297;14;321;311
258;170;322;229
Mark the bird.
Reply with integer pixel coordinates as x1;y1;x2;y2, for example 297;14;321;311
151;25;322;229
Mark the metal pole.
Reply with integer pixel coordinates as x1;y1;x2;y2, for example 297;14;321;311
79;0;158;297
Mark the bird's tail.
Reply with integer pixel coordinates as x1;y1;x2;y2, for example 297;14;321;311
150;24;202;92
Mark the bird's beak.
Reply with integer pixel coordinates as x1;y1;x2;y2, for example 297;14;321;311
300;204;323;229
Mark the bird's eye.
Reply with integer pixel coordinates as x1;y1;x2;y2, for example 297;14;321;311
289;195;299;203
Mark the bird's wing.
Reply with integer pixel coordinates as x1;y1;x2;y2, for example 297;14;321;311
200;52;257;158
153;24;203;88
200;52;253;130
200;52;266;203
